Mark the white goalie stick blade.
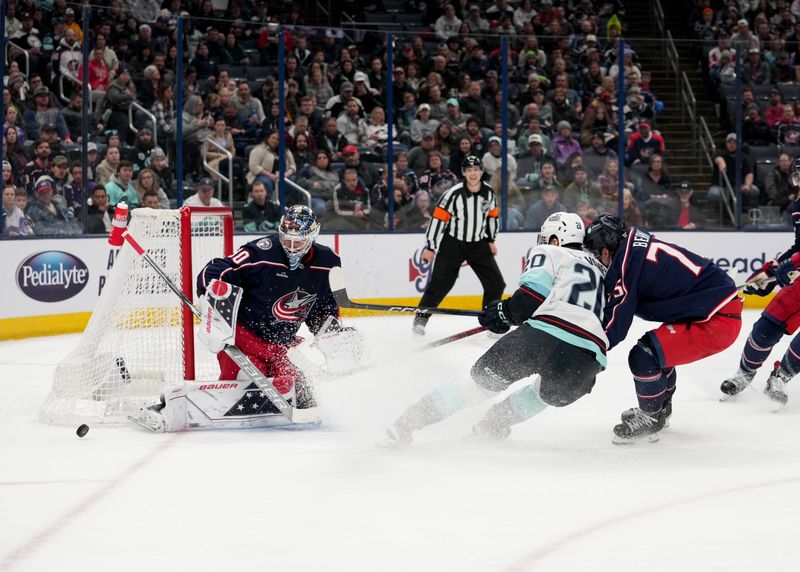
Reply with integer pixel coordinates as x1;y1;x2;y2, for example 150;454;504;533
328;266;481;317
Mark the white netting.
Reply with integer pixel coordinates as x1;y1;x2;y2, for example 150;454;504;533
40;208;232;425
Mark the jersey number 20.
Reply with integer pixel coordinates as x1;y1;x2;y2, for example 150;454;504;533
568;263;603;319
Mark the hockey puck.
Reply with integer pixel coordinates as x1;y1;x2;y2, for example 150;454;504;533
76;424;90;438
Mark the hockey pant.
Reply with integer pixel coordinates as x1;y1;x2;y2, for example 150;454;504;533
217;324;305;394
631;296;743;412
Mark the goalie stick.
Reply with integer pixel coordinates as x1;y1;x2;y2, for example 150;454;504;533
328;266;481;317
121;230;321;425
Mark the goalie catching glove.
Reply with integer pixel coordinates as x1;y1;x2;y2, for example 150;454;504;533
313;323;368;375
197;279;243;353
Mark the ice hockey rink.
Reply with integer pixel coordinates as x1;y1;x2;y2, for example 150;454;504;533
2;311;799;572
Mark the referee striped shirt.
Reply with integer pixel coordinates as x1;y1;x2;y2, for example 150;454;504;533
425;181;500;251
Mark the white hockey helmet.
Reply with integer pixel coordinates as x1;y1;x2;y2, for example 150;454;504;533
537;212;585;247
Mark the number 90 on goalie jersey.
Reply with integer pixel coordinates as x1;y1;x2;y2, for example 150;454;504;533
522;245;609;369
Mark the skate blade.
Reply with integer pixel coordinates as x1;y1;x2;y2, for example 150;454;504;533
765;396;788;412
719;392;741;403
612;432;661;446
375;427;411;449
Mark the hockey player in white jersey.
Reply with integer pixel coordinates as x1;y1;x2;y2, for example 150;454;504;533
383;212;609;446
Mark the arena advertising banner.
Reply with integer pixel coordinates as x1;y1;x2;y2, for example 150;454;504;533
0;230;790;339
335;231;789;299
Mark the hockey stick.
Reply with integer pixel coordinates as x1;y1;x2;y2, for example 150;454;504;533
121;230;320;425
322;325;488;380
328;266;481;317
736;269;799;292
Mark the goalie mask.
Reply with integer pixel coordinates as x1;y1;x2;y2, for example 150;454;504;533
791;157;800;189
537;212;585;248
279;205;320;270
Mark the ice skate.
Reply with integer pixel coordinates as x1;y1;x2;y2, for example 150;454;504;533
764;363;789;410
720;369;756;400
128;400;166;432
412;312;430;337
467;418;511;442
376;419;414;449
613;407;668;444
621;395;672;428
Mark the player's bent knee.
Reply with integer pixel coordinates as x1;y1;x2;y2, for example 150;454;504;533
628;338;661;378
753;315;786;347
539;374;595;407
471;359;511;393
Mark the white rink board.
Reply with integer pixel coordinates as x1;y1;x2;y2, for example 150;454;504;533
0;230;789;321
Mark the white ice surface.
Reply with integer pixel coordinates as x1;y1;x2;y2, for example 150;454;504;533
1;312;800;572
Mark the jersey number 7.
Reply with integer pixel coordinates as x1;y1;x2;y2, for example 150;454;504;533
645;242;702;276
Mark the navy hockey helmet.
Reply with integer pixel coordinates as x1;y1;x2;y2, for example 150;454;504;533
462;155;483;172
791;156;800;189
583;213;627;256
279;205;320;270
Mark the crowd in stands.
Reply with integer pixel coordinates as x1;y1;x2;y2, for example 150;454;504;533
2;0;704;237
698;0;800;218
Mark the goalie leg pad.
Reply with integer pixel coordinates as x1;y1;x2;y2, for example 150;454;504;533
136;381;302;431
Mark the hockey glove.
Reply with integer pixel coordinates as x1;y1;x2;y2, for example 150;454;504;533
314;327;368;375
743;260;778;296
774;257;798;287
478;300;512;334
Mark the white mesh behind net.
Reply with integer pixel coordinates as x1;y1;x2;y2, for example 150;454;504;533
40;208;231;425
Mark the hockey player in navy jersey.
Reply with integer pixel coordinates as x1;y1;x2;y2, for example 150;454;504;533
584;213;743;443
382;212;608;446
132;205;364;432
720;157;800;408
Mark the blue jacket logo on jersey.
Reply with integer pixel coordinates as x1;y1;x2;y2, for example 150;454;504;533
272;288;318;322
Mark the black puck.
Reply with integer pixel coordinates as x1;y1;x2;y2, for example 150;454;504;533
76;424;90;438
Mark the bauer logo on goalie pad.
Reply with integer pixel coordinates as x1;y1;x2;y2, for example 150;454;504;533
272;288;317;322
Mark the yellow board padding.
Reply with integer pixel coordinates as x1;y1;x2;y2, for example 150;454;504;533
741;291;776;309
0;312;91;341
0;293;777;340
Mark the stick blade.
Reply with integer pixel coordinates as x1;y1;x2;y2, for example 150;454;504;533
290;406;323;425
328;266;347;295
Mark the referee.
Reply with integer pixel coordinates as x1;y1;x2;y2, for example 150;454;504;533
413;155;506;335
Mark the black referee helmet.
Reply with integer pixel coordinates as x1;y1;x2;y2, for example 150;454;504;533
462;155;483;172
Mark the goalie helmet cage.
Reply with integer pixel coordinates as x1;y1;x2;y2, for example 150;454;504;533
39;207;234;426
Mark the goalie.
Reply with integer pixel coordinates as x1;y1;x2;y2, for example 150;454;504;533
132;205;365;432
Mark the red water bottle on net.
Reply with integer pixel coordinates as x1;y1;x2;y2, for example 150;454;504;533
108;201;129;247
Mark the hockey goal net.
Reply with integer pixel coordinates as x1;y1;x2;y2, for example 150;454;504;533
40;207;234;426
